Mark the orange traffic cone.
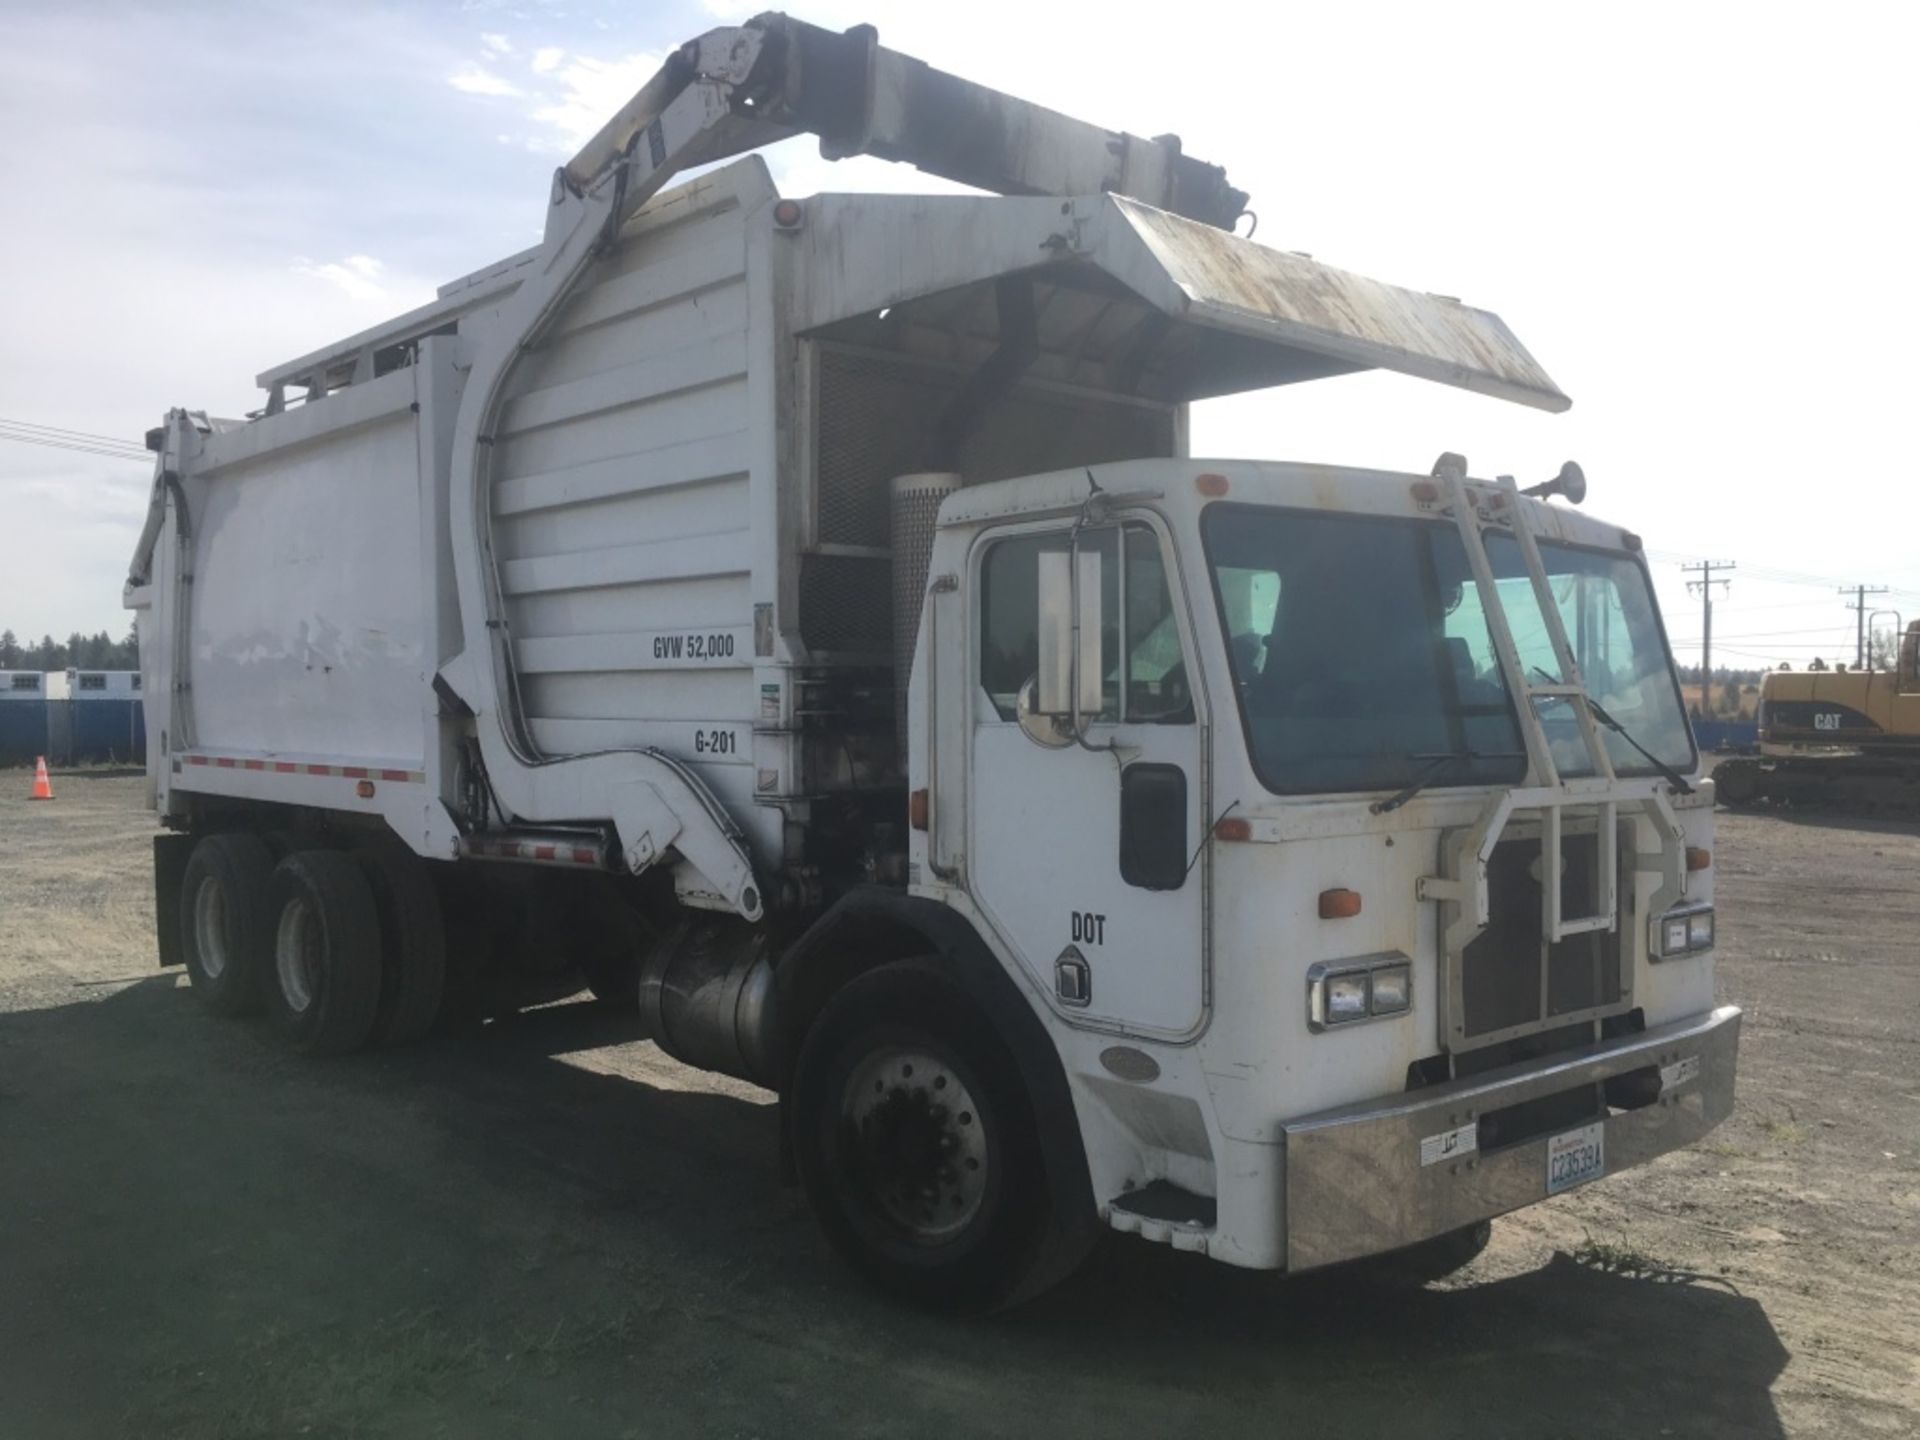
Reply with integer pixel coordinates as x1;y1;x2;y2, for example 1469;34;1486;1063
29;756;54;800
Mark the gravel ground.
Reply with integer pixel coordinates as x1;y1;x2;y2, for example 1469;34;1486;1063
1;768;1915;1439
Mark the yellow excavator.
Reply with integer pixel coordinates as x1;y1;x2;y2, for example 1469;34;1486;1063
1716;620;1920;812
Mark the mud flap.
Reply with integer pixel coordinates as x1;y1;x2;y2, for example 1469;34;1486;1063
153;832;195;968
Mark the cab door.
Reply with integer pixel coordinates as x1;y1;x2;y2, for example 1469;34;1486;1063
966;517;1207;1038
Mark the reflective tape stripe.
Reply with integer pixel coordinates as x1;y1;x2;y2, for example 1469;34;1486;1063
179;752;425;783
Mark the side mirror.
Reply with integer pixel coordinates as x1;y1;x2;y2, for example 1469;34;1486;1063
1035;546;1103;718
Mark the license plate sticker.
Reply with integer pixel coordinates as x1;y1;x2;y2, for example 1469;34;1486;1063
1419;1121;1479;1168
1546;1121;1606;1195
1660;1055;1701;1092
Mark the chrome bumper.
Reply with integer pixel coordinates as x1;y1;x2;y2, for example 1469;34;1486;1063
1281;1004;1741;1271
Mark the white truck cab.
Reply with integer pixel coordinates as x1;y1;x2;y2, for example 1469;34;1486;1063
912;457;1732;1273
128;13;1736;1309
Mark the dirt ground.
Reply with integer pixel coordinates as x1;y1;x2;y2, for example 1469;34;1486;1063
1;769;1915;1440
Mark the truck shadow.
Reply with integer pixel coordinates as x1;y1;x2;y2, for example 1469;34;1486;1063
1;978;1791;1440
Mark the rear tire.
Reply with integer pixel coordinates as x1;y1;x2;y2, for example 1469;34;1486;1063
178;833;276;1016
265;850;383;1056
790;960;1072;1312
354;844;447;1045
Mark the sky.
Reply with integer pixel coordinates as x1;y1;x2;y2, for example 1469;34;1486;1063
1;0;1915;671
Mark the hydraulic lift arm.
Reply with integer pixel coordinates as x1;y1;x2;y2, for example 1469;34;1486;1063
561;12;1249;235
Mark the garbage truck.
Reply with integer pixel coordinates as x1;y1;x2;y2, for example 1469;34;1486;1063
128;12;1738;1309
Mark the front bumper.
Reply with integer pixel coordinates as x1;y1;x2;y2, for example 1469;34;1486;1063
1281;1004;1741;1271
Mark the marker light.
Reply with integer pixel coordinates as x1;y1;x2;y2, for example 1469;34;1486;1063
1318;888;1362;919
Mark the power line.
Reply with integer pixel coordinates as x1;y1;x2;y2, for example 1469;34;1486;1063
0;417;148;449
0;429;151;463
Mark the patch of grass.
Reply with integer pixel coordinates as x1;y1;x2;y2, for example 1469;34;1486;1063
1757;1116;1807;1145
1571;1238;1672;1277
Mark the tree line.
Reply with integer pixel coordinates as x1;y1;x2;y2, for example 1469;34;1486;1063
0;627;140;673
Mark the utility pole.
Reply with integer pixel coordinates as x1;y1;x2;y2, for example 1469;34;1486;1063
1683;561;1734;716
1840;583;1889;668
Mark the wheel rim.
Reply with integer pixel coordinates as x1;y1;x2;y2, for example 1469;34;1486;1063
842;1047;990;1243
275;896;322;1014
192;877;231;980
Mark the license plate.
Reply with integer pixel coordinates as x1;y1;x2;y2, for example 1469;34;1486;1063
1546;1121;1605;1195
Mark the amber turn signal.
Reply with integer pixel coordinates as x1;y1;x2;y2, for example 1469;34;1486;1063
1213;816;1252;842
355;779;376;799
1318;888;1362;919
908;788;929;831
1195;472;1230;497
1685;846;1711;872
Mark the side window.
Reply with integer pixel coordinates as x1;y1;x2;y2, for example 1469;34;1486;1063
980;530;1117;722
978;524;1190;724
1215;562;1281;684
78;673;107;692
1122;527;1193;723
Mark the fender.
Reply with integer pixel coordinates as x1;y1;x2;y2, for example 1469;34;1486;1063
772;887;1097;1237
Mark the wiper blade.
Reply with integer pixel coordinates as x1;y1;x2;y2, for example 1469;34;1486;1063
1370;750;1524;815
1585;696;1695;795
1527;667;1694;795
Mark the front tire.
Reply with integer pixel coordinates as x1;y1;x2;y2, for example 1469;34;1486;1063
178;833;276;1016
790;960;1071;1312
265;850;383;1056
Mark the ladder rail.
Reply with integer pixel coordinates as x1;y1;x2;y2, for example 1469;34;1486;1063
1497;474;1618;783
1434;454;1621;949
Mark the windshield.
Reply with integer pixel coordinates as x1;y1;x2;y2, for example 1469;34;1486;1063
1202;505;1693;796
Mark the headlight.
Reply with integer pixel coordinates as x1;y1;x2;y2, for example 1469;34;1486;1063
1307;954;1413;1030
1654;905;1714;960
1325;974;1370;1023
1369;964;1411;1014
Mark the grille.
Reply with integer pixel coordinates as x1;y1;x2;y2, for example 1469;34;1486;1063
1459;831;1624;1041
799;553;891;656
816;350;950;546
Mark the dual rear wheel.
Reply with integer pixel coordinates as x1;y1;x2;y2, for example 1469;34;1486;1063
178;832;446;1054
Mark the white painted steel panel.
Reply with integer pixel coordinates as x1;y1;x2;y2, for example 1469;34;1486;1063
186;374;426;766
489;158;774;821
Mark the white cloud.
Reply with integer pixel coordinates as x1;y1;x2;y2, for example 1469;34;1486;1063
291;254;388;303
448;66;522;98
531;46;564;74
700;0;762;17
480;32;511;56
526;51;662;153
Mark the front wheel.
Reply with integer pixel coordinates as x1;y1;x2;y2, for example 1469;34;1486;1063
790;960;1077;1312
